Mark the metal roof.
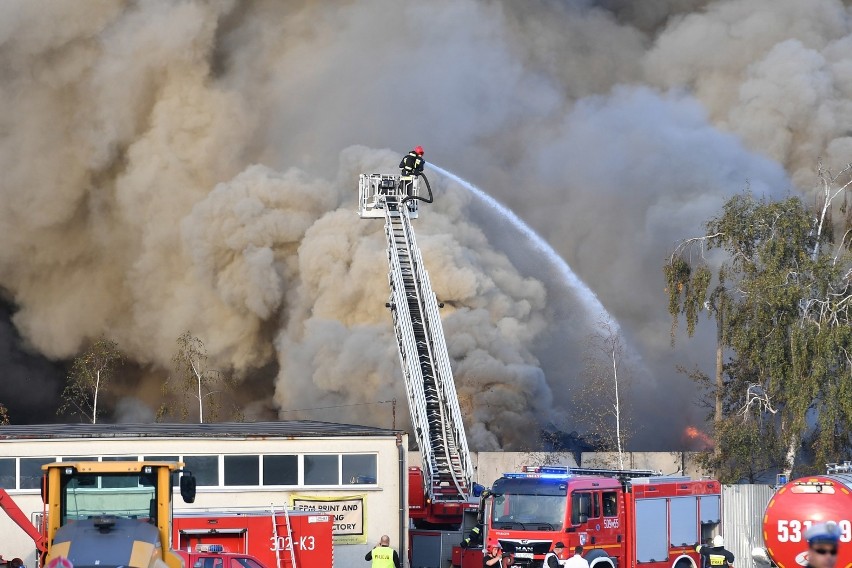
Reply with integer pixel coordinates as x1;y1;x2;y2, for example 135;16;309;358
0;421;402;441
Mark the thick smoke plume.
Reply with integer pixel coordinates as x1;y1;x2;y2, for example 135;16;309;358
0;0;849;449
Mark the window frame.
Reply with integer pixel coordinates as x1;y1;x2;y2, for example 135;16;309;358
1;451;380;492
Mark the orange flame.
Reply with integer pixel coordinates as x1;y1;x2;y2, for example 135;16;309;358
683;426;714;450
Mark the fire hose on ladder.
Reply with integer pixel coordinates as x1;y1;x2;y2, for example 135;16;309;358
401;172;433;205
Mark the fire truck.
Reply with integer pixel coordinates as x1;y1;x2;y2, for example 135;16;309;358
455;465;722;568
173;510;334;568
175;544;268;568
757;462;852;568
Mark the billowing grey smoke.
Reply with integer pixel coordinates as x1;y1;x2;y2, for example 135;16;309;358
0;0;849;447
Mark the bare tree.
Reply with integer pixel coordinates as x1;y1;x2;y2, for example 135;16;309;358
58;338;123;423
0;403;9;425
574;317;632;469
164;331;234;423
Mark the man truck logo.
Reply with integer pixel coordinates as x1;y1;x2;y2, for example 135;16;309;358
519;540;529;544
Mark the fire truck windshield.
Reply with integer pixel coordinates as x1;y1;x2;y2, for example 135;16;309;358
490;478;567;531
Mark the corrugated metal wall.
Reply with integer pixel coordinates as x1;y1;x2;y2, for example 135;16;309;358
722;485;776;568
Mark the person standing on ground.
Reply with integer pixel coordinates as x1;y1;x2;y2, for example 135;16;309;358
805;521;841;568
696;535;735;568
565;546;591;568
483;544;503;567
544;542;567;568
364;535;401;568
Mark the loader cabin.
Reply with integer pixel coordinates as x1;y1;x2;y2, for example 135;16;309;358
485;466;722;568
42;461;196;565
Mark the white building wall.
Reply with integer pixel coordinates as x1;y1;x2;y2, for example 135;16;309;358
0;434;407;568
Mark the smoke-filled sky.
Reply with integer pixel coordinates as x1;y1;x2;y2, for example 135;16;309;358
0;0;850;450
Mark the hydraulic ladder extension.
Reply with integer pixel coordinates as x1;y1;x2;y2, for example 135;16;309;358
358;173;473;503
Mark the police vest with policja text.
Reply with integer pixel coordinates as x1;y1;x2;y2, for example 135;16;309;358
371;546;395;568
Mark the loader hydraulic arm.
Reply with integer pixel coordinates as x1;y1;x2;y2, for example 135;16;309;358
0;488;47;555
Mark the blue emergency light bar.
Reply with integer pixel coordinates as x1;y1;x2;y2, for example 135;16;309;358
504;466;571;480
196;544;224;553
502;465;661;481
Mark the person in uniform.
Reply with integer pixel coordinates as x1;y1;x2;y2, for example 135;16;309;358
483;544;503;567
804;521;841;568
544;542;567;568
398;146;425;196
364;535;401;568
697;535;735;568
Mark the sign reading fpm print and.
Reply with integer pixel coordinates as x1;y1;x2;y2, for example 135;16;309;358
290;494;367;544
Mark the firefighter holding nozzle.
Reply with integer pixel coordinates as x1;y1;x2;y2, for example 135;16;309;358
399;146;425;196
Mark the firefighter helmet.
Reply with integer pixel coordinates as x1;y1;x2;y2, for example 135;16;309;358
414;146;424;156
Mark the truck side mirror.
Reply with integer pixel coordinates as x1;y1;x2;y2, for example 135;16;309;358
180;473;197;503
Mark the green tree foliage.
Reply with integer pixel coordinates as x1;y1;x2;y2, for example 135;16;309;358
58;338;123;424
665;165;852;479
0;403;9;425
161;331;236;423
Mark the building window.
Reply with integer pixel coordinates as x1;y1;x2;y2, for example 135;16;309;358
0;459;15;489
304;455;339;485
224;455;259;486
263;455;298;486
342;454;377;485
99;456;143;488
20;458;53;490
183;455;219;486
144;456;180;484
145;455;179;462
59;456;99;462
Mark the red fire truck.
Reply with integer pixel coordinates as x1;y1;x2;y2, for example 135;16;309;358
759;463;852;568
176;544;269;568
172;510;334;568
455;466;723;568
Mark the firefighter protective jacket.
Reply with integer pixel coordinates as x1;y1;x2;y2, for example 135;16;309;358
399;152;424;177
696;545;735;568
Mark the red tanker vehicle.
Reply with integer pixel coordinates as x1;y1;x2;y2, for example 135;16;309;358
760;463;852;568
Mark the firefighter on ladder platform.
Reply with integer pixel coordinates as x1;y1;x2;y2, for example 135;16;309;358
399;146;425;196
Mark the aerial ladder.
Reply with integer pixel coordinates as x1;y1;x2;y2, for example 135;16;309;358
358;173;474;526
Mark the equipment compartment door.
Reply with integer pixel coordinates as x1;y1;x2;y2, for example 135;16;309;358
635;499;667;563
